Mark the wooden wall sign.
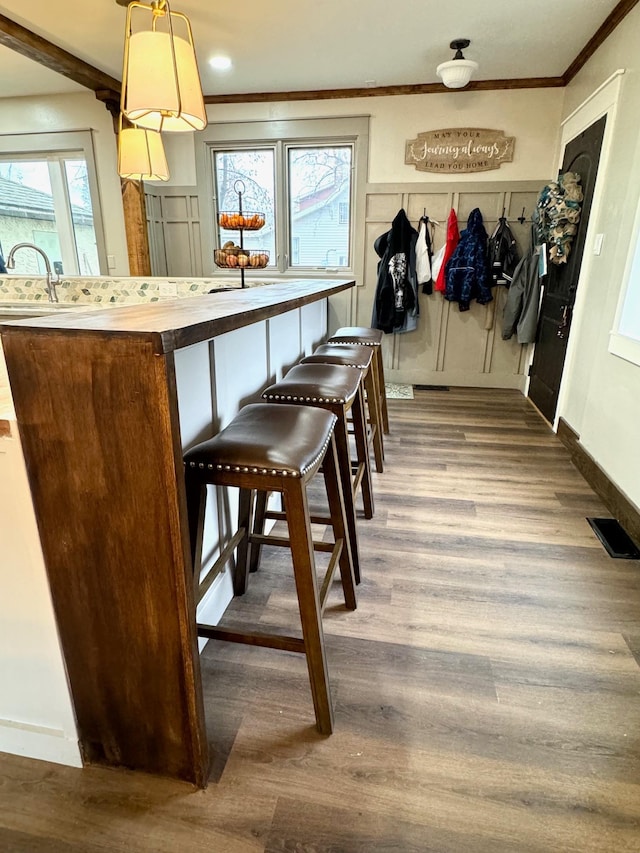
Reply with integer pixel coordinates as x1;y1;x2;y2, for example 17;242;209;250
405;128;515;173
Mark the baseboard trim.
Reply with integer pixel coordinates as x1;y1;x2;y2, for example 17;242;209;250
0;719;82;768
557;417;640;548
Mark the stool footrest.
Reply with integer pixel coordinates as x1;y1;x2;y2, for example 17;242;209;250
250;532;334;553
265;510;332;526
197;623;305;653
197;527;246;605
352;463;365;496
319;537;344;613
248;532;344;612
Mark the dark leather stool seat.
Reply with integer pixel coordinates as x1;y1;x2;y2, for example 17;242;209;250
300;343;384;473
262;362;374;585
327;326;389;436
184;403;357;735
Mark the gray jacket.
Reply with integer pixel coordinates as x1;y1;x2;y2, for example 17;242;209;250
501;249;541;344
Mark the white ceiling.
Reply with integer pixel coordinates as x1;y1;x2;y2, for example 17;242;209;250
0;0;624;99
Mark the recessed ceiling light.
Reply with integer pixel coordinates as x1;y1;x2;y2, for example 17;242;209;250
209;56;232;72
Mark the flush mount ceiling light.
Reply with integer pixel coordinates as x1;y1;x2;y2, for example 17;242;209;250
436;39;479;89
117;119;169;181
121;0;206;132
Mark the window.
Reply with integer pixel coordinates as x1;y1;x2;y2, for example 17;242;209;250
0;132;106;276
288;146;352;269
197;117;368;278
610;188;640;367
213;149;276;261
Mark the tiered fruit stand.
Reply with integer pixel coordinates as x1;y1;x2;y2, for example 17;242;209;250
214;180;269;287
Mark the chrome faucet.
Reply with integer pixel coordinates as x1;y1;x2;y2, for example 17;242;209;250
6;243;60;303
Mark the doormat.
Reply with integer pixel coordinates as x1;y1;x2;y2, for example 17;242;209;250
587;517;640;559
385;383;414;399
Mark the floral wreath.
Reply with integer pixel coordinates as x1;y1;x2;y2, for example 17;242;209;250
533;171;584;265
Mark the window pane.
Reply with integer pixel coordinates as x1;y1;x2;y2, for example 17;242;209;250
65;159;100;276
0;155;99;277
0;160;62;275
214;150;275;263
288;146;352;268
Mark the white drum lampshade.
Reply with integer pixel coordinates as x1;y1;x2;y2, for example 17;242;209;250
118;125;169;181
122;0;207;133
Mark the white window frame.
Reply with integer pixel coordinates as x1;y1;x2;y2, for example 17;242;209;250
195;116;369;281
0;130;108;275
609;182;640;367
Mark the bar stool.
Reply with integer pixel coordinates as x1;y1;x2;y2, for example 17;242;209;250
262;362;373;585
326;327;389;436
300;343;384;474
184;403;357;735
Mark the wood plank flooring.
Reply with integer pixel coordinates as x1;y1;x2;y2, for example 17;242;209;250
2;388;640;852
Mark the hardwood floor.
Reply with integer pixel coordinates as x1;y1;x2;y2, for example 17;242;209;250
2;388;640;852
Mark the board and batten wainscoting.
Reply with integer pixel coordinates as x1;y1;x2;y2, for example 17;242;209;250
361;181;542;389
146;180;543;391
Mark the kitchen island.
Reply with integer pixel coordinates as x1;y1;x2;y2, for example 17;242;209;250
0;279;354;786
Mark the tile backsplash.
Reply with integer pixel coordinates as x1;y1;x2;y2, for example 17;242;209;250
0;276;280;306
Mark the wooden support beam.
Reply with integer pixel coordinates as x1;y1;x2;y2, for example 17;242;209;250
121;179;152;277
0;12;120;94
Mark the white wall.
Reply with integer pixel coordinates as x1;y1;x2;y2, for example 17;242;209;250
557;5;640;512
195;89;563;185
0;350;80;766
0;92;130;276
165;89;564;388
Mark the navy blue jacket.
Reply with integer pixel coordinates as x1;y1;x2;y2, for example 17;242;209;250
444;208;492;311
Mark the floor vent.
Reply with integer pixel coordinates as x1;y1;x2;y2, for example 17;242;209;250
586;518;640;559
413;385;450;391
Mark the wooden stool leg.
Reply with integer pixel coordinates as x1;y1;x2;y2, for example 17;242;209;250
185;477;206;579
322;434;357;610
352;385;374;520
375;345;390;435
249;490;268;574
364;365;384;473
333;412;361;585
234;488;254;595
283;481;334;735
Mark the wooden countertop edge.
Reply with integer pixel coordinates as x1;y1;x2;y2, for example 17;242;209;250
0;280;354;355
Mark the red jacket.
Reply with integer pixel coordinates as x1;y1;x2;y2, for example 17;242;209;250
434;209;459;293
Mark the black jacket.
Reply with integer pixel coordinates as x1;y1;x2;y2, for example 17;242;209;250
487;217;519;286
371;209;418;334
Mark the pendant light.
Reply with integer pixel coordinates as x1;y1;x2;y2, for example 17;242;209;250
436;39;479;89
121;0;206;133
117;117;169;181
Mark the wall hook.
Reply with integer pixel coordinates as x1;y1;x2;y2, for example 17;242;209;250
518;207;527;224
